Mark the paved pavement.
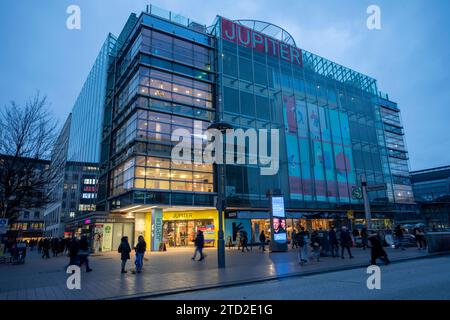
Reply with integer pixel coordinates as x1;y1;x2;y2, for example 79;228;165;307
155;255;450;300
0;245;435;300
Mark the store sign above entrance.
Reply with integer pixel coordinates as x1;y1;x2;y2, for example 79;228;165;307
220;17;303;66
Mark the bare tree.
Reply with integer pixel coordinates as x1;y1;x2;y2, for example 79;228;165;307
0;92;61;221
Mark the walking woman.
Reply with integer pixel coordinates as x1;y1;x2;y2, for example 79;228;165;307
118;236;131;274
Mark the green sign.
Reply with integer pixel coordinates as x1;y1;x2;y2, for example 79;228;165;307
351;187;363;199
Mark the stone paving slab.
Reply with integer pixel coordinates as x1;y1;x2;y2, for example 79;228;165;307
0;246;436;300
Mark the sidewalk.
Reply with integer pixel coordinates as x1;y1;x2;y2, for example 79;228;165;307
0;245;436;300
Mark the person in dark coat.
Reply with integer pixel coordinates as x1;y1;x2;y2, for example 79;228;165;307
118;236;131;274
42;238;51;259
259;231;266;252
394;224;405;250
329;227;339;258
78;235;92;272
133;235;147;273
340;226;354;259
241;230;250;252
361;227;369;250
368;231;390;265
66;237;80;268
192;230;205;261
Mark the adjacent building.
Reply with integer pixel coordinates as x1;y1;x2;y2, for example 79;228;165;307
411;166;450;229
43;35;117;238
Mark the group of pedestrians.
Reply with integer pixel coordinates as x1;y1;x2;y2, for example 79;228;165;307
66;236;93;272
118;235;147;274
38;237;70;259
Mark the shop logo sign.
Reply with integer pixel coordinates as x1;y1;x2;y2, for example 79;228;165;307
221;17;302;66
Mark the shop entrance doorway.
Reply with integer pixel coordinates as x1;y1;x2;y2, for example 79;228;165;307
163;219;214;248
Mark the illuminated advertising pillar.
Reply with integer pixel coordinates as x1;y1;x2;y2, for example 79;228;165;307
270;195;288;252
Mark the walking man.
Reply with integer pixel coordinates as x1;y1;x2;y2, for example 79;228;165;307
329;226;339;258
340;226;354;259
192;230;205;261
368;231;390;265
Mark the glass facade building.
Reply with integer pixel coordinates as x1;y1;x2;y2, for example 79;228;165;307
67;34;117;163
90;6;416;250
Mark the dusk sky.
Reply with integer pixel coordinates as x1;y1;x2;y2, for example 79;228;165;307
0;0;449;170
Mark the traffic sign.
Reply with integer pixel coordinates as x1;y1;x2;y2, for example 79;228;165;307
351;187;363;199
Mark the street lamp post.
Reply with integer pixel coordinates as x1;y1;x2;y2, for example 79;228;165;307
361;175;372;230
208;121;232;269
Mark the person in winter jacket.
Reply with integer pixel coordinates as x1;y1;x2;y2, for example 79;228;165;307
118;236;131;274
368;231;390;265
340;226;354;259
133;235;147;273
192;230;205;261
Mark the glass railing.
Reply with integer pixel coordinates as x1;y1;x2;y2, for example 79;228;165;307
147;4;206;33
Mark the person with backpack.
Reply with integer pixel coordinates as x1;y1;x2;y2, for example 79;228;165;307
192;230;205;261
259;230;266;252
118;236;131;274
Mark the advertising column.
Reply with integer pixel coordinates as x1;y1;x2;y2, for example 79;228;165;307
270;196;288;252
151;208;163;251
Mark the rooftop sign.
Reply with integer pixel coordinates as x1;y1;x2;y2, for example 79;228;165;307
220;17;302;66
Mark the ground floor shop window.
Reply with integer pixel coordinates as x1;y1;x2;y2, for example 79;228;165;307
163;219;214;247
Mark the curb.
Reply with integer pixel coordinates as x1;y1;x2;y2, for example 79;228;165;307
106;250;450;300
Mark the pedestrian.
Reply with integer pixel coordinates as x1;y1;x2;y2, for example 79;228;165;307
259;230;266;252
298;227;309;264
236;230;242;251
52;238;59;257
66;237;80;268
361;227;368;250
310;230;321;262
42;238;51;259
241;230;250;252
340;226;354;259
192;230;205;261
118;236;131;274
38;239;43;254
291;229;299;249
394;224;405;250
78;235;93;272
328;226;339;258
368;231;390;265
226;235;233;250
133;235;147;273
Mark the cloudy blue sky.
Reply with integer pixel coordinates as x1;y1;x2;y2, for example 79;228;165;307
0;0;449;170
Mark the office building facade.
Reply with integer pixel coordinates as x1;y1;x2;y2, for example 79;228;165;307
87;6;415;250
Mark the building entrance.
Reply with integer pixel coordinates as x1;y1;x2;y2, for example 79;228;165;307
163;219;214;248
